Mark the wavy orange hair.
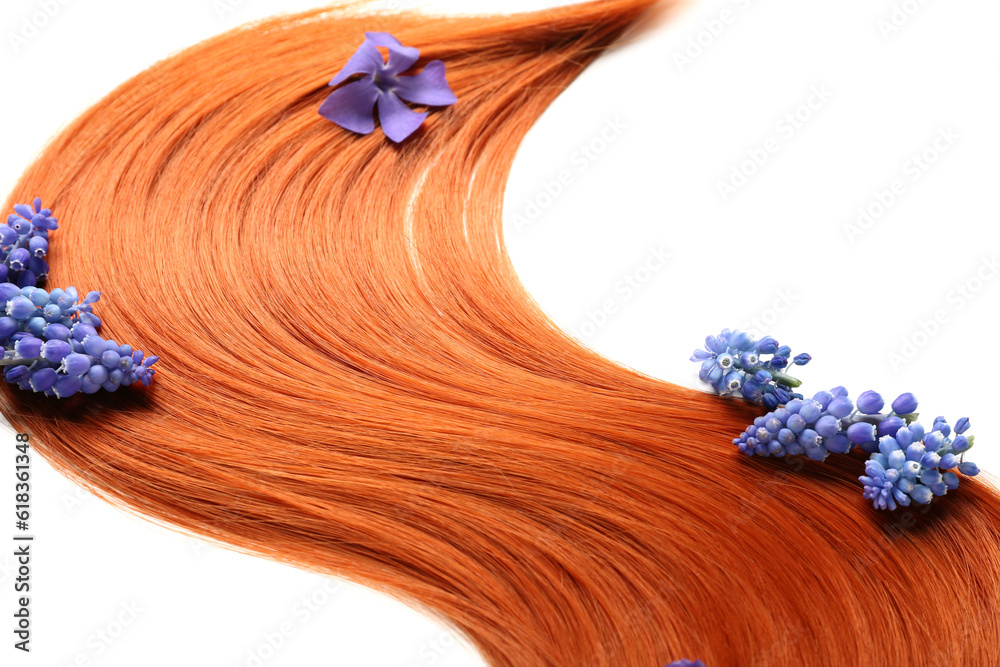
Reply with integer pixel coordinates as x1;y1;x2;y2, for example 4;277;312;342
3;1;1000;664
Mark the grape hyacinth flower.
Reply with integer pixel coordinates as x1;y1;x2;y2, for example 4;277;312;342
860;417;980;510
1;198;56;287
1;284;158;397
319;32;458;143
690;328;809;407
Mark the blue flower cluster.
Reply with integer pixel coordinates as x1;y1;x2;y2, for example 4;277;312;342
691;329;810;409
694;328;983;510
861;416;978;510
732;387;979;510
1;284;158;397
1;198;56;287
0;198;158;398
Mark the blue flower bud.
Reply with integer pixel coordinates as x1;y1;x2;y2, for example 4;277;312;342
14;336;42;359
83;335;108;357
753;370;772;384
951;435;971;453
921;452;942;469
920;469;944;486
0;225;17;246
798;400;822;424
825;433;852;454
847;422;876;444
923;431;945;452
787;414;807;433
778;428;796;445
756;336;778;354
877;416;906;439
29;367;57;392
0;316;17;341
890;392;918;415
6;295;34;320
79;376;103;394
71;323;97;342
723;370;742;392
826;396;853;419
59;353;91;376
798;428;820;447
706;335;727;355
774;387;790;404
811;391;832;410
52;374;82;398
816;413;840;438
28;236;47;258
856;390;884;415
24;316;45;337
785;398;803;414
955;417;971;435
770;356;788;369
42;303;62;322
793;353;811;365
8;248;30;272
762;393;778;409
909;423;925;441
879;436;900;455
887;449;906;470
910;485;934;504
42;323;71;341
943;472;960;490
905;443;925;462
958;461;980;476
4;366;30;383
28;289;48;307
776;345;791;358
41;339;71;362
934;422;951;437
895;427;914;448
741;378;763;401
939;453;958;469
101;350;122;369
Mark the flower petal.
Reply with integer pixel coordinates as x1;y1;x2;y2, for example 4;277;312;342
364;31;419;75
394;61;457;107
376;91;428;143
319;78;379;135
329;40;384;87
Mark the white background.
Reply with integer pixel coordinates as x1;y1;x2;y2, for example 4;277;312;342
1;0;998;664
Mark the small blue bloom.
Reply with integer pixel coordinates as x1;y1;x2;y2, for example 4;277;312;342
856;390;884;415
891;392;918;415
793;353;811;365
847;422;876;444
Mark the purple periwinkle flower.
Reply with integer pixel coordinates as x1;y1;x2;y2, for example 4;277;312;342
319;32;458;143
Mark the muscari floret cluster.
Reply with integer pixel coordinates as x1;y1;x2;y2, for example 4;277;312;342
2;197;55;286
0;199;157;398
690;328;810;409
693;329;980;510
